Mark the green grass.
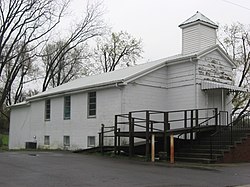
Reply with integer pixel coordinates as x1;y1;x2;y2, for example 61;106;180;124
1;134;9;146
0;134;9;150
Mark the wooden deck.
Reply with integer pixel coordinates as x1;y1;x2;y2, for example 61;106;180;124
117;125;217;138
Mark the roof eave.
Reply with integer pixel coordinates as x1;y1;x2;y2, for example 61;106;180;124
179;20;218;29
123;54;198;84
10;101;30;108
27;80;124;102
122;62;167;84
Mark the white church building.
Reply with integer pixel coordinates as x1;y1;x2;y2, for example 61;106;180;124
9;12;244;150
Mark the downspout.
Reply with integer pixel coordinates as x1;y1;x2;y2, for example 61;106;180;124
190;57;198;108
115;81;126;115
195;61;198;109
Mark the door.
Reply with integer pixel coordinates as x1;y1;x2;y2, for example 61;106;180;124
207;89;227;125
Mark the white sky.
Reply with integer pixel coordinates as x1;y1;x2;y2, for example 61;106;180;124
67;0;250;63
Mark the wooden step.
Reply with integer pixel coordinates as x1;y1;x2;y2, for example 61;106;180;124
175;152;222;159
180;144;233;149
174;157;216;164
178;148;229;154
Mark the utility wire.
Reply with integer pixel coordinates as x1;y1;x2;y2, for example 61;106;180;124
222;0;250;11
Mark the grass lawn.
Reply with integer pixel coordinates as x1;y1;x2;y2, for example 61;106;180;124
0;134;9;149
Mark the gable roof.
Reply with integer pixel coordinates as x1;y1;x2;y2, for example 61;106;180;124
27;53;196;101
179;11;218;29
22;45;234;102
196;45;236;68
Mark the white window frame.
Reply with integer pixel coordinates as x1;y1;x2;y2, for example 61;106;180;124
63;136;70;147
45;99;51;121
87;92;96;118
64;95;71;120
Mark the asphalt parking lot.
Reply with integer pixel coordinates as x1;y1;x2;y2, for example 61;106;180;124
0;151;250;187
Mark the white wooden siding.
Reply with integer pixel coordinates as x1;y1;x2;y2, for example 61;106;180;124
200;25;216;48
182;24;216;54
196;50;233;84
9;106;31;149
122;84;168;112
9;88;123;150
135;62;195;89
135;66;167;87
167;86;196;110
124;61;196;112
182;24;200;54
166;61;195;88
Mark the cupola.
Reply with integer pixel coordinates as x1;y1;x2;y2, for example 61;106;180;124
179;11;218;54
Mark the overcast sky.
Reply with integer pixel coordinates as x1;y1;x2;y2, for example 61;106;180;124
67;0;250;63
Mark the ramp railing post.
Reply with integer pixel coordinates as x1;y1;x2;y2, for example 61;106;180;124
129;112;134;158
98;132;101;146
195;109;199;127
114;115;118;155
150;121;153;132
190;110;194;144
184;110;187;140
118;128;121;155
151;134;155;162
101;124;104;154
146;111;150;161
195;109;199;142
214;108;218;126
164;112;169;153
170;134;174;164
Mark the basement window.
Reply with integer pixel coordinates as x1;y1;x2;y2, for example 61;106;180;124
87;136;95;147
63;136;70;147
44;136;50;145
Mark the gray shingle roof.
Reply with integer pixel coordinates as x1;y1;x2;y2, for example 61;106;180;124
27;53;194;101
179;11;218;29
16;45;233;103
24;44;235;102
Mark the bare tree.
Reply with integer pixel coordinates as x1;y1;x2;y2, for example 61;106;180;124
41;2;106;91
41;41;91;90
0;0;68;112
93;31;143;73
219;23;250;116
3;44;39;106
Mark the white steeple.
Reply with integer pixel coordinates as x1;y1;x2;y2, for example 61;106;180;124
179;11;218;54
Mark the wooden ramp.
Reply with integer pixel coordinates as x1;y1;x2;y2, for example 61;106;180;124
109;108;221;161
117;125;217;138
92;109;250;163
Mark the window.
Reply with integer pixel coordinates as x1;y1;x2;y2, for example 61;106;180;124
64;96;71;120
88;92;96;118
44;136;50;145
45;99;51;121
87;136;95;147
63;136;70;146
